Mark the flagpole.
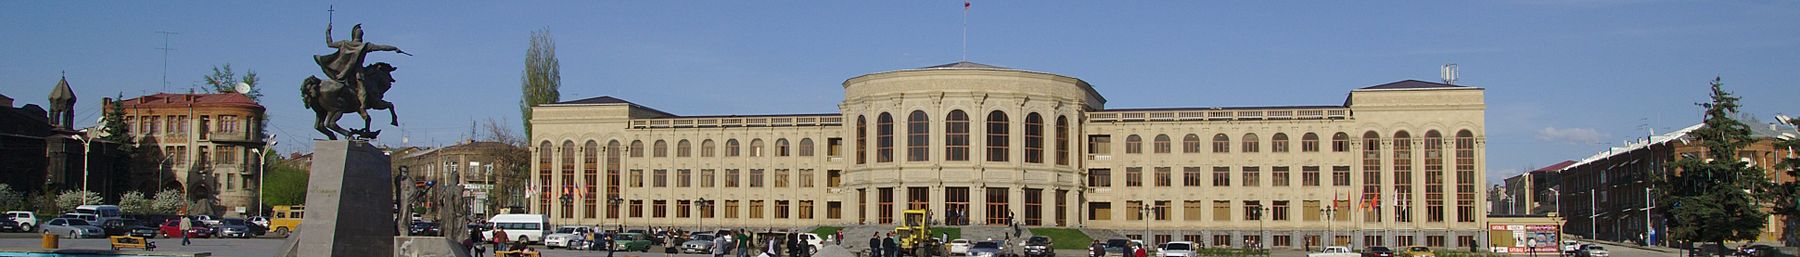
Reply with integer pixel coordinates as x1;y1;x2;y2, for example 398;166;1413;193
962;0;969;61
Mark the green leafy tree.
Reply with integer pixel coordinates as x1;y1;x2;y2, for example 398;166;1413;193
1654;78;1773;246
151;189;184;215
262;160;310;206
118;191;152;214
0;184;25;212
54;190;102;212
519;28;561;136
100;94;136;153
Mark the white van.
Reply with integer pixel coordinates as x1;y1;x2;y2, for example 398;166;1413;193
483;214;549;244
74;205;122;219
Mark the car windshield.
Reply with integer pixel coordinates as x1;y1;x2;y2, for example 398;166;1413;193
223;219;246;225
1027;237;1049;244
66;219;89;226
692;235;716;240
1107;239;1129;248
973;242;1000;249
1370;247;1391;252
556;227;577;233
1164;243;1191;250
953;239;969;244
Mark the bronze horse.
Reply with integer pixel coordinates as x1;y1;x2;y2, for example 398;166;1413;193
302;62;400;140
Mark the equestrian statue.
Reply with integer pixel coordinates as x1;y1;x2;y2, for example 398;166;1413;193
302;22;409;140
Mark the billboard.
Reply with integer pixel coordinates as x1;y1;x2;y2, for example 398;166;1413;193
1488;224;1561;254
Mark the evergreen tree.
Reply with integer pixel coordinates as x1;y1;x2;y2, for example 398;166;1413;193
1654;77;1773;246
1770;115;1799;221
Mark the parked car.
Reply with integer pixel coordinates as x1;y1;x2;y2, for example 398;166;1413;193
158;219;213;238
969;240;1010;257
1738;244;1780;257
542;226;592;249
1401;246;1434;257
1307;246;1359;257
797;232;825;254
248;216;270;228
482;214;548;243
191;215;221;226
408;221;441;236
126;220;159;238
100;218;140;236
1103;238;1131;257
60;213;100;223
215;218;254;238
1156;241;1195;257
681;234;718;254
5;211;37;232
612;232;654;252
1361;246;1395;257
949;239;974;256
0;219;21;232
1575;246;1608;257
41;218;103;238
1023;236;1055;257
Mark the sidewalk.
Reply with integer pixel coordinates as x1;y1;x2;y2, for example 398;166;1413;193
1577;239;1679;254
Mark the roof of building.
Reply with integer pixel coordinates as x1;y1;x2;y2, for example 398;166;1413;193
118;92;264;110
1356;79;1475;90
48;77;76;103
0;93;12;102
919;61;1012;70
1098;105;1347;112
550;96;676;117
1529;160;1576;174
1563;121;1795;171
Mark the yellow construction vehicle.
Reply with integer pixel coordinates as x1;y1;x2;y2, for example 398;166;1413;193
895;209;943;257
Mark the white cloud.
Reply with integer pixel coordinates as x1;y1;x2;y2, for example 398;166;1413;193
1535;127;1608;145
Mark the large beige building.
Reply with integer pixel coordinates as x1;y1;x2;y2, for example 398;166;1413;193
529;62;1489;249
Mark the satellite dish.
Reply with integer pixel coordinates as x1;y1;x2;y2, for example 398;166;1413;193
234;82;252;94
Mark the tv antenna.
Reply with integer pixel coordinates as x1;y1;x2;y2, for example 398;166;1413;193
156;31;179;90
1440;63;1459;85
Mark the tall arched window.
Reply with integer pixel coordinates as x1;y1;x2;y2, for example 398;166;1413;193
776;138;790;157
1242;133;1260;153
908;111;929;162
726;139;741;157
536;141;553;214
1301;133;1320;152
1424;130;1445;223
876;113;894;162
653;140;668;157
605;140;622;218
1055;116;1069;165
1392;130;1414;222
1332;132;1351;152
1455;130;1476;222
945;110;969;161
1361;131;1383;222
1271;133;1289;153
701;139;716;157
677;140;692;157
750;139;766;157
582;141;599;218
560;141;576;218
798;138;815;157
1125;135;1143;154
630;140;645;157
1023;113;1044;163
1153;134;1171;154
1183;134;1202;153
986;111;1009;162
1212;134;1230;153
856;116;867;164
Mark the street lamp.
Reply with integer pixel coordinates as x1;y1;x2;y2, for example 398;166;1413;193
1253;206;1270;249
696;198;713;232
610;197;626;231
1138;202;1155;244
1322;206;1338;247
64;131;92;204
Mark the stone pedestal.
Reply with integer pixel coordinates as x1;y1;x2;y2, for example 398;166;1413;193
275;140;394;257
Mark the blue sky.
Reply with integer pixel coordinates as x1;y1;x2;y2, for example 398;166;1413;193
4;1;1797;183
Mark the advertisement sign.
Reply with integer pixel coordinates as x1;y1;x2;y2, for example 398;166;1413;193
1488;224;1560;253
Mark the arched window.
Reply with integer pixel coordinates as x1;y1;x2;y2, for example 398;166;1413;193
1332;132;1351;152
653;140;668;157
776;138;790;157
1153;134;1171;154
750;139;766;157
1423;130;1444;223
1125;135;1143;154
604;140;622;218
986;111;1009;162
945;110;969;161
798;138;815;157
1392;130;1415;222
1361;131;1383;222
701;139;716;157
908;111;929;162
1301;133;1320;152
1212;134;1230;153
536;141;552;214
559;141;575;218
1055;116;1069;165
677;140;692;157
1023;113;1044;163
1455;130;1476;222
856;116;867;164
726;139;741;157
1242;133;1260;153
1271;133;1289;153
877;112;894;162
630;140;645;158
582;141;599;218
1183;134;1202;153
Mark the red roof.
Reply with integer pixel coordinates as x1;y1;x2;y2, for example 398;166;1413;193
119;93;264;110
1530;160;1576;173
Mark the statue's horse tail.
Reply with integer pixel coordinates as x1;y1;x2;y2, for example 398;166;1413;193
301;76;321;110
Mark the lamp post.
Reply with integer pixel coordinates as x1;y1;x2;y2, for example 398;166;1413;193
1251;206;1268;249
1322;206;1338;247
65;132;92;204
696;198;713;232
395;166;410;235
611;197;626;231
1139;202;1154;244
255;136;276;218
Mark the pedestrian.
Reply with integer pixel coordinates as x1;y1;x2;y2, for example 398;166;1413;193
467;224;486;255
1133;243;1147;257
493;227;510;252
883;233;899;257
666;231;681;257
179;216;193;246
740;230;754;257
606;233;617;257
836;230;844;246
714;232;730;257
1088;240;1102;257
869;232;883;257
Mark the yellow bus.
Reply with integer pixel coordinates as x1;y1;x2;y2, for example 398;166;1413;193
270;205;304;236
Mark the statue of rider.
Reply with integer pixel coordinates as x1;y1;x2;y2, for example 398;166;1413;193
314;23;407;111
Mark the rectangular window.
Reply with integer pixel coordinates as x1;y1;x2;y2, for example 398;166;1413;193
776;200;790;219
750;169;765;188
1183;201;1203;221
827;201;842;219
828;170;843;188
678;169;691;187
701;169;715;187
653;200;667;218
1332;166;1352;186
1212;200;1231;221
828;138;843;157
878;187;894;224
774;169;790;188
1303;166;1321;187
1024;188;1042;226
1212;167;1231;187
1183;167;1203;187
799;169;815;188
630;200;644;218
1088;169;1112;187
725;169;740;187
1303;200;1321;221
677;200;691;218
1056;189;1068;226
630;169;644;188
653;169;668;187
1088;202;1111;221
947;187;971;225
724;200;740;219
1273;200;1290;221
907;187;930;210
749;200;765;219
1154;167;1172;187
1126;201;1143;221
1272;166;1290;187
1244;201;1263;221
1272;134;1289;153
1153;200;1170;221
1126;167;1143;187
858;189;866;223
985;187;1010;224
1125;136;1142;154
1088;135;1111;155
799;200;814;219
1242;166;1260;187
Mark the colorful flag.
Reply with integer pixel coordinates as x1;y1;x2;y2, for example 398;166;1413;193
964;0;970;10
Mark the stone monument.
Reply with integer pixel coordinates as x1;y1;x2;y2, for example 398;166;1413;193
275;140;394;257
